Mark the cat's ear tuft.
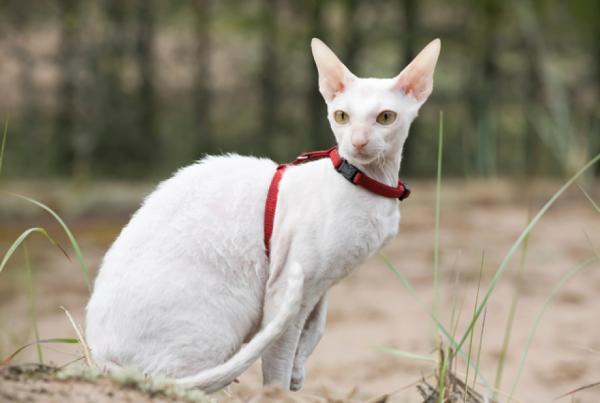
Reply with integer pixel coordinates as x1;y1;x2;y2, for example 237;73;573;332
311;38;355;102
393;38;441;103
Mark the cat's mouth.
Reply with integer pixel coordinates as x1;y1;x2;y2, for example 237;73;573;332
348;148;379;165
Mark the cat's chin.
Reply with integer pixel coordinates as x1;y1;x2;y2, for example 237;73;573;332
346;150;379;166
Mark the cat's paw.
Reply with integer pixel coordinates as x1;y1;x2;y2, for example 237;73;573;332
290;367;305;391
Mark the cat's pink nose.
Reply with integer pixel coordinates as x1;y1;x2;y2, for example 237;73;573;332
352;137;368;151
352;133;369;151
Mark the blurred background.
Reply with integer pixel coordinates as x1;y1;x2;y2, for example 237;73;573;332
1;1;600;402
0;0;599;180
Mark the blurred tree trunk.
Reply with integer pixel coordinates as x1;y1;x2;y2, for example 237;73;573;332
134;0;158;165
522;28;546;176
569;0;600;176
479;20;497;177
342;0;361;70
258;0;279;156
397;0;419;175
192;0;213;156
93;0;137;176
11;11;39;175
518;1;559;176
306;0;328;150
469;0;500;177
54;0;80;176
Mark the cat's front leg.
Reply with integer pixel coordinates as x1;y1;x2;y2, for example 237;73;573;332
290;294;328;391
260;261;322;389
261;315;304;389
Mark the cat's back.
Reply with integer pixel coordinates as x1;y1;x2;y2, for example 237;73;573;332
86;154;276;372
96;154;276;279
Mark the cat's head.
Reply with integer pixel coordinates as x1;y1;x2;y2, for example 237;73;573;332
311;38;440;165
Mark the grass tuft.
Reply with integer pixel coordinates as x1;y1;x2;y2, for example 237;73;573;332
456;153;600;353
5;193;92;293
380;253;491;388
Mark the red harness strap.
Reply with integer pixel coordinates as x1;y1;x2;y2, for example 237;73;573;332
263;146;410;258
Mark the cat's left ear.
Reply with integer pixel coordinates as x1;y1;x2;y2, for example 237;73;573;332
311;38;356;102
393;39;441;104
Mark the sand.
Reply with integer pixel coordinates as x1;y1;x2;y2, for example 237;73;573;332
0;180;599;402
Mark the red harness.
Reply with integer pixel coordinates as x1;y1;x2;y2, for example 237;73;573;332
263;146;411;258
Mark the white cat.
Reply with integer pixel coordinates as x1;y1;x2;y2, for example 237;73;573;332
85;37;440;392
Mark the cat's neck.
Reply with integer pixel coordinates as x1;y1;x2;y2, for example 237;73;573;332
342;150;403;188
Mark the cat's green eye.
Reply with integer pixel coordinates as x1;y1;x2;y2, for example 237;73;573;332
376;110;397;125
333;110;350;124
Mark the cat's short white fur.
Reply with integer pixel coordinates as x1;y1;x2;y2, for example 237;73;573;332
85;37;440;392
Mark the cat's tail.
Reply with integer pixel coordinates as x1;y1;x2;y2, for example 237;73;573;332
174;261;304;392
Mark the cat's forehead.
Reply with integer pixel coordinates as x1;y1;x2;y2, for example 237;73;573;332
349;77;395;95
329;77;410;112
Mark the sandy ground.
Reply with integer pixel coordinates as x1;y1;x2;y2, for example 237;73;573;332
0;179;599;402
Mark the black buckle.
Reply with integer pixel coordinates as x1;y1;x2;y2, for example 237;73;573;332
399;182;411;201
336;159;360;183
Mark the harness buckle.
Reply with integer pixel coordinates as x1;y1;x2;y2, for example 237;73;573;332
399;183;411;201
336;159;360;183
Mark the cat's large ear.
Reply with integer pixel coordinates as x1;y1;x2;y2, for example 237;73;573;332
393;39;441;104
311;38;356;102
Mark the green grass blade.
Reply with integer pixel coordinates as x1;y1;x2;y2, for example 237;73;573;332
464;252;485;392
373;346;436;363
450;286;466;340
433;110;444;318
508;256;600;400
448;252;464;339
0;227;65;274
553;381;600;401
578;185;600;213
23;243;43;364
0;119;7;176
0;338;79;368
456;153;600;352
437;347;449;403
583;231;599;258
472;307;487;391
7;193;91;293
494;223;531;394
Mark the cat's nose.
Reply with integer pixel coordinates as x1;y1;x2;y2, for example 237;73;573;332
351;134;368;151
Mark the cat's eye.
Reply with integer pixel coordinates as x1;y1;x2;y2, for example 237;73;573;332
376;110;397;125
333;110;350;124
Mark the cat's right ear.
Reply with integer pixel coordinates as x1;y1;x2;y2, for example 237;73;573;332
311;38;355;102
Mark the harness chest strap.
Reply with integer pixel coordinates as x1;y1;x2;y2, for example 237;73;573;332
263;147;411;258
